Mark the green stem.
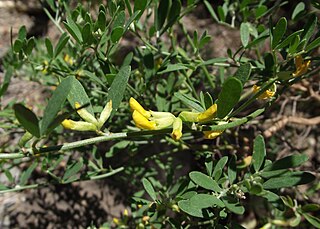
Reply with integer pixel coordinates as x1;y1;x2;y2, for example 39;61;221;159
229;78;277;117
0;167;125;194
0;110;264;160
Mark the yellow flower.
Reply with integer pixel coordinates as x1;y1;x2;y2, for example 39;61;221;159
129;97;151;118
61;119;97;131
179;104;218;123
98;100;112;129
130;97;175;130
113;217;120;225
132;110;157;130
75;102;99;126
171;117;183;141
252;84;276;100
130;97;182;140
292;55;311;77
64;54;75;65
197;104;218;122
61;101;112;132
203;130;223;139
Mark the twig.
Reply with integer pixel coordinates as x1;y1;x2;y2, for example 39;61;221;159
263;116;320;138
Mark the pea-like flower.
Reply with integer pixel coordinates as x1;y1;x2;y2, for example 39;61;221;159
293;55;311;77
61;100;112;133
129;97;182;140
252;84;276;100
203;130;224;139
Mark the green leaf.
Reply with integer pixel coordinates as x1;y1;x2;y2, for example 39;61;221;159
107;64;131;115
19;161;38;186
260;169;290;179
13;39;23;53
275;29;304;49
63;159;83;182
217;6;225;22
263;171;315;189
259;190;280;203
41;76;72;135
63;16;83;43
252;135;266;172
189;194;224;208
157;63;189;74
111;26;124;43
212;156;228;181
240;22;250;47
302;213;320;228
18;26;27;40
45;38;54;58
0;183;9;191
272;17;287;49
301;14;317;46
234;63;251;86
124;10;141;32
68;76;94;115
174;92;204;112
97;10;106;31
228;154;237;184
82;70;106;88
255;5;268;18
13;104;40;138
25;37;35;55
222;196;245;215
305;36;320;52
178;199;213;218
262;154;308;171
0;66;13;97
205;155;213;176
113;11;125;28
217;77;243;118
82;22;92;44
156;0;170;31
142;178;157;201
163;0;181;33
288;35;301;54
54;33;70;57
189;171;221;192
302;204;320;212
178;194;222;218
134;0;147;19
292;2;305;20
204;0;219;23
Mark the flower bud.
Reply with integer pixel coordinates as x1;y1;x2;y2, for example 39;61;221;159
75;102;98;126
61;119;97;131
98;100;112;129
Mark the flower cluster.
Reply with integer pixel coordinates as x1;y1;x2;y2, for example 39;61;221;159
252;84;276;100
61;100;112;133
293;55;311;77
130;97;224;140
129;97;183;140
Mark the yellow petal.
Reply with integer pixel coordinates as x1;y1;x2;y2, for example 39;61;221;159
129;97;151;118
171;117;183;141
203;130;223;139
252;84;275;100
61;119;97;131
293;55;311;77
132;110;156;130
75;102;98;126
294;55;303;69
98;100;112;129
197;104;217;122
